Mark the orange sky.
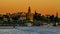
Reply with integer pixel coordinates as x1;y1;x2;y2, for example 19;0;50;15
0;0;60;17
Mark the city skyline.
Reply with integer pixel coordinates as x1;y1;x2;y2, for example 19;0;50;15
0;0;60;17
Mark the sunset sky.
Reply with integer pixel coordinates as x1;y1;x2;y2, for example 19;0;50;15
0;0;60;17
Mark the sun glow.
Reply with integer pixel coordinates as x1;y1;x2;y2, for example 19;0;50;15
0;0;60;17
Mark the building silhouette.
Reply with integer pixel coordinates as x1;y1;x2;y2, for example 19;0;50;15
56;12;58;17
26;6;33;22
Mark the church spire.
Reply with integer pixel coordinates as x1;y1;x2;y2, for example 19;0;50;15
28;6;31;13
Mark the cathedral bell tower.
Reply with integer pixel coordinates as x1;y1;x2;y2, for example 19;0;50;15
28;6;31;13
26;6;31;21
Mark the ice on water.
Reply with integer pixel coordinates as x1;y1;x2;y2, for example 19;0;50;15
0;26;60;34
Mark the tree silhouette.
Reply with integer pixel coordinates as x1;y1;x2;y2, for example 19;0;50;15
54;16;59;23
49;15;55;22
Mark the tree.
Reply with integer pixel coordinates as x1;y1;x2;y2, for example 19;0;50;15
33;11;41;21
49;15;55;22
